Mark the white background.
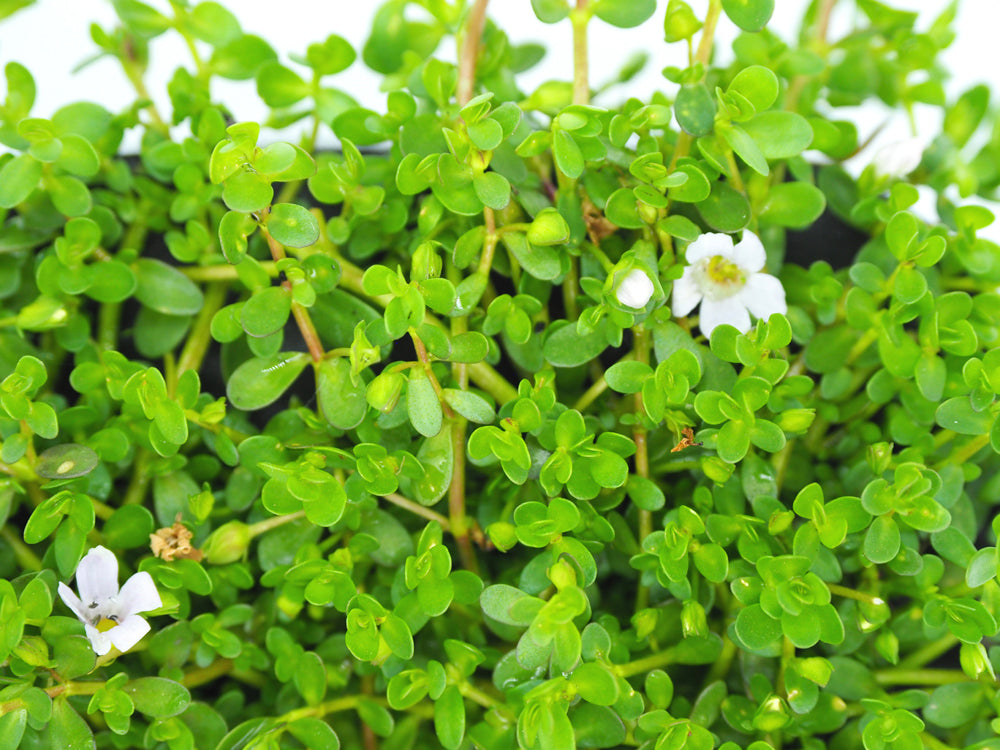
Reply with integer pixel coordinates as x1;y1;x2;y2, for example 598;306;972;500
2;1;996;143
2;0;998;234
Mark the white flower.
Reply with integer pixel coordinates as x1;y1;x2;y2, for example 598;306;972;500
58;546;162;656
872;137;924;179
615;268;655;309
672;231;786;337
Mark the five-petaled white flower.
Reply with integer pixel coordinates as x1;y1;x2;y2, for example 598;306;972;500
672;231;786;337
58;546;162;656
615;268;656;309
872;136;924;179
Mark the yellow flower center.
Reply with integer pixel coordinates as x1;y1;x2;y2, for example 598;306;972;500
95;617;118;633
706;256;745;285
694;255;747;301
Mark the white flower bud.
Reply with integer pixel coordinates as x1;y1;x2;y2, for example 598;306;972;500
615;268;655;309
872;137;924;179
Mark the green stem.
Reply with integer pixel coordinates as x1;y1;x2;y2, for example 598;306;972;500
934;433;989;471
177;282;227;376
248;510;307;538
573;373;610;412
633;325;652;611
571;0;590;105
384;492;451;531
119;52;170;136
457;0;490;106
1;526;43;571
873;669;968;687
897;634;959;670
182;263;280;282
122;448;153;505
261;225;325;363
614;647;676;678
827;583;884;605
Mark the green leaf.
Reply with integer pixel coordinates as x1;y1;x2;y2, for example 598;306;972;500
571;662;619;705
267;203;320;248
227;352;310;410
675;83;716;136
408;369;443;438
936;398;993;435
472;171;511;210
222;171;273;212
760;182;826;228
606;361;653;393
468;118;503;150
241;286;291;338
480;584;542;626
0;710;26;750
113;0;170;37
924;682;984;729
504;231;561;281
698;181;750;232
734;604;781;651
722;0;774;31
55;134;100;177
134;258;204;316
317;358;367;431
49;697;93;750
965;548;997;588
48;174;91;216
605;188;644;229
123;678;191;718
544;323;609;368
103;505;155;549
188;2;241;46
592;0;656;28
720;123;769;176
219;210;256;264
530;0;570;23
553;129;584;178
256;62;310;108
35;443;99;479
742;111;813;159
727;65;779;113
864;515;901;564
434;685;465;750
442;389;495;424
287;718;340;750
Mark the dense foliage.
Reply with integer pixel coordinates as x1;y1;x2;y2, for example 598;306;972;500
1;0;1000;748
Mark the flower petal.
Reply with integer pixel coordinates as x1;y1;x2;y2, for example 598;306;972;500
731;231;766;273
57;582;90;623
699;297;751;338
117;571;162;617
107;615;151;654
75;546;119;607
671;271;703;317
84;624;113;656
740;273;787;320
685;233;734;264
616;269;655;309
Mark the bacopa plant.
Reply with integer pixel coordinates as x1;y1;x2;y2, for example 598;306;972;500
1;0;1000;748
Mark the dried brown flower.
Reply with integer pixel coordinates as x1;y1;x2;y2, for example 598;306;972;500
150;518;203;562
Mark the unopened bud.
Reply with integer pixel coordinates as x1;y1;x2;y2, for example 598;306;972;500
960;642;995;681
681;600;708;638
366;371;405;413
774;408;815;434
872;137;924;179
202;521;250;564
486;522;517;552
615;268;655;309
